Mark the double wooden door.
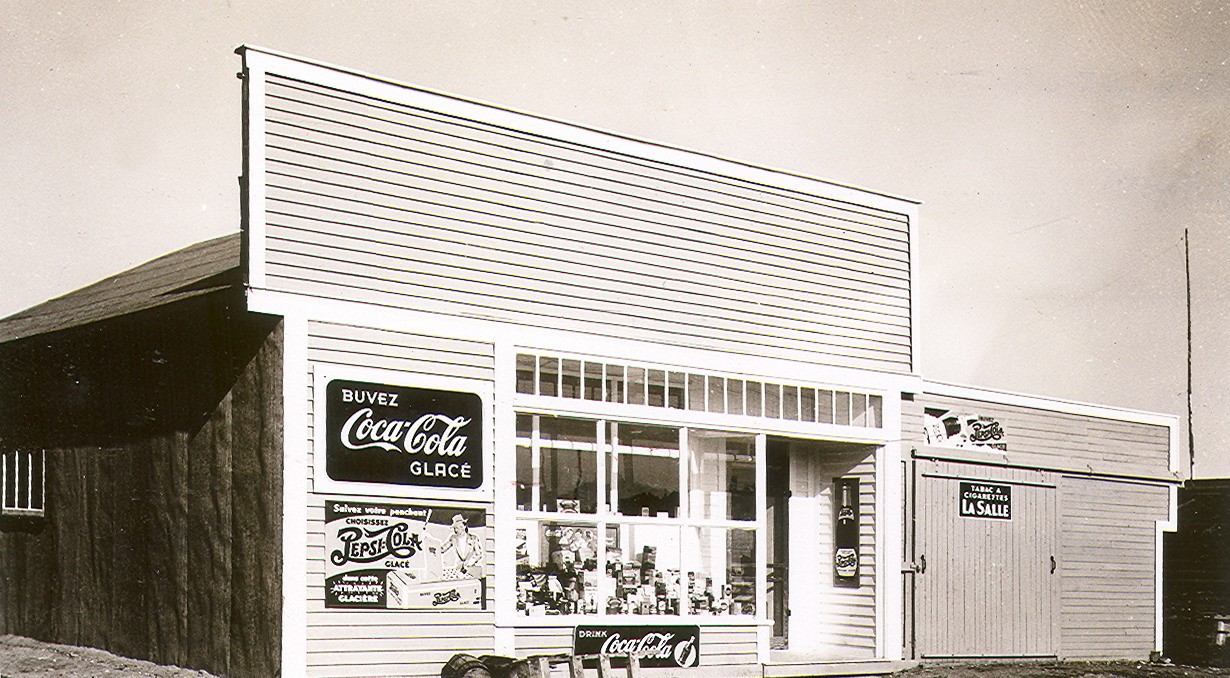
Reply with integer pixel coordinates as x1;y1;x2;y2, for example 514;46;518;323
911;461;1060;658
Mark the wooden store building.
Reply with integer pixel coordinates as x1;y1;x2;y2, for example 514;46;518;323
0;47;1181;678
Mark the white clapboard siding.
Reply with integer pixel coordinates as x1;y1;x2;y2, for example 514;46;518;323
303;321;497;677
811;447;878;657
1058;476;1169;659
902;395;1171;480
304;321;494;485
259;73;914;372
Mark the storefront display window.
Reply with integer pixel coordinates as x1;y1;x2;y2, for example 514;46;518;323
683;526;757;615
513;413;759;619
688;433;755;521
516;414;599;514
611;422;679;518
516;521;600;616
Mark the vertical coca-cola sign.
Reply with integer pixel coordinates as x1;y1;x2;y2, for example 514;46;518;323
324;376;484;490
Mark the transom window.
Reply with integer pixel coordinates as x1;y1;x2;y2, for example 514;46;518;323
514;413;757;619
2;449;45;517
516;353;882;428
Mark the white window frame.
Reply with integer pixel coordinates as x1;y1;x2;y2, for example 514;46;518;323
510;411;764;624
2;449;46;517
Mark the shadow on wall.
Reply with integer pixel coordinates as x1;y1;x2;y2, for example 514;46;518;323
1164;479;1230;667
0;293;284;678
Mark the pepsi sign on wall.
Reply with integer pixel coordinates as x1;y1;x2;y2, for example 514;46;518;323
325;378;483;489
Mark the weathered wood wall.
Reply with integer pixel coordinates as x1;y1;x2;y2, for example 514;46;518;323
0;296;283;678
1164;479;1230;667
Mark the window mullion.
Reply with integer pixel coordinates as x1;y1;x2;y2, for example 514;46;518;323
679;427;689;521
609;421;619;516
530;415;541;514
596;420;607;515
22;450;30;510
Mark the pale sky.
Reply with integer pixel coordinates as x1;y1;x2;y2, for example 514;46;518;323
2;2;1227;476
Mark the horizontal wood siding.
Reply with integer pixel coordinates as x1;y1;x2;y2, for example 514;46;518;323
1058;476;1168;659
305;321;497;677
261;74;913;372
903;394;1171;479
811;447;878;657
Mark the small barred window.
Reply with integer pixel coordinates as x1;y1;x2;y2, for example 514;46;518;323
2;449;45;517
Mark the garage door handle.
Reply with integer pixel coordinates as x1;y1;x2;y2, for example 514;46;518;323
919;554;926;574
1050;555;1056;574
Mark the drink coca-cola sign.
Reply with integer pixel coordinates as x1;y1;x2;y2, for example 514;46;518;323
325;378;483;489
574;626;700;668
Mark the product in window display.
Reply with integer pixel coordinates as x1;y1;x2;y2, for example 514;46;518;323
550;548;575;570
605;548;623;577
556;498;580;513
515;523;600;616
718;584;733;614
584;579;598;614
640;582;655;613
666;569;681;615
640;545;657;571
621;568;639;595
515;529;528;565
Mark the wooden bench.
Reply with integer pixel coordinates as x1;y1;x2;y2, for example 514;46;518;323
523;653;643;678
443;652;644;678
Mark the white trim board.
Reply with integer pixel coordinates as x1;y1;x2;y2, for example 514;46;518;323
918;380;1178;429
238;48;268;290
279;314;308;677
246;288;923;396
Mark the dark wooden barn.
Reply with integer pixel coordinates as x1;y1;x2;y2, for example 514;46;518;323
1164;478;1230;667
0;234;283;678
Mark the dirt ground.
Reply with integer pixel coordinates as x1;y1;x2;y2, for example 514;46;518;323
2;635;1229;678
894;660;1230;678
0;636;217;677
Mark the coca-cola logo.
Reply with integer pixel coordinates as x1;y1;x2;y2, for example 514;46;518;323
325;379;483;489
341;409;471;456
575;626;700;668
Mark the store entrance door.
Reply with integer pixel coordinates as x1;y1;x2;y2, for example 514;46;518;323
912;461;1060;658
766;437;877;659
766;439;791;648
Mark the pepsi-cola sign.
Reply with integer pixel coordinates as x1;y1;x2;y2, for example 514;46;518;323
325;378;483;489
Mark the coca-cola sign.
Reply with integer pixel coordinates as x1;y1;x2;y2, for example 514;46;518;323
325;379;483;489
574;626;700;668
